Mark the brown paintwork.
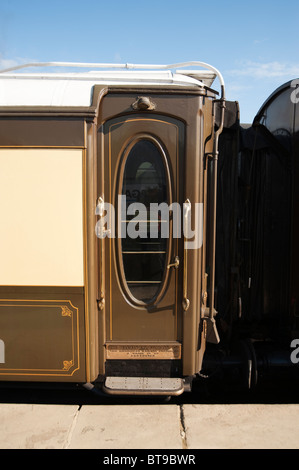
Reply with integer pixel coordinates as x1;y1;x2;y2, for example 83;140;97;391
96;90;215;376
0;83;216;383
0;118;85;147
101;112;183;343
0;287;86;381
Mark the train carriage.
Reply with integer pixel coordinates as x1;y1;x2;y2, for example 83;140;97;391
0;61;225;395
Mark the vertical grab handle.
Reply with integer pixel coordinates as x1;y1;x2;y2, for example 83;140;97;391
96;196;105;310
96;196;111;238
182;199;191;311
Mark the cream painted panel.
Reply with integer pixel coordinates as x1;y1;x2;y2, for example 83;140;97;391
0;149;84;286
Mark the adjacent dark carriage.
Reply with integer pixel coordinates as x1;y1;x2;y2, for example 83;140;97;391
209;79;299;391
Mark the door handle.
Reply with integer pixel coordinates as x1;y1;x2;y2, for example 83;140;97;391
95;196;111;237
167;256;180;269
183;199;191;311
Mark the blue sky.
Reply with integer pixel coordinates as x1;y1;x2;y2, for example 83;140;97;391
0;0;298;123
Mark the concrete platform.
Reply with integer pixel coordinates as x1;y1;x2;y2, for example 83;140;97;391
68;405;182;449
0;403;299;449
183;404;299;449
0;404;78;449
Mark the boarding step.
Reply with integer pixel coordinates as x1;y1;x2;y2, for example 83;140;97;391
103;376;184;396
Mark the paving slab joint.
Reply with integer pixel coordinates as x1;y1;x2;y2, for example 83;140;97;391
179;405;188;449
63;405;81;449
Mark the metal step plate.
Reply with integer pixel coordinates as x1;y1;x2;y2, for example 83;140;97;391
103;376;184;396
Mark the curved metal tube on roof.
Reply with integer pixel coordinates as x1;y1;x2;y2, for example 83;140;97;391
0;60;225;99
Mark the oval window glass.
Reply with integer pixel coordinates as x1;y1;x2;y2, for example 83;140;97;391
119;139;168;303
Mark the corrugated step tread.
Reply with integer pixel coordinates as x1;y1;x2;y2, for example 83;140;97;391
103;376;184;396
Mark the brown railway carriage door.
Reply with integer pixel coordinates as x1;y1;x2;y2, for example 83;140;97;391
99;111;184;343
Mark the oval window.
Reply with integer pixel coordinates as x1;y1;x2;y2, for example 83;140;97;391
119;139;169;303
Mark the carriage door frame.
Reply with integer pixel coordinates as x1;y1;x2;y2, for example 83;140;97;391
96;95;186;357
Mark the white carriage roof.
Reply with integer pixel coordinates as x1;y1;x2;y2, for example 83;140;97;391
0;61;223;108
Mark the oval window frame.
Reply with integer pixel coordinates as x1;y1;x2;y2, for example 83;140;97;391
115;134;173;308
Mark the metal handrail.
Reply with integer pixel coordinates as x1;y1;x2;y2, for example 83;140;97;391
0;60;225;99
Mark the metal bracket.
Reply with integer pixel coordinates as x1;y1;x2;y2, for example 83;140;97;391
167;256;180;269
97;297;105;310
202;313;220;344
132;96;156;111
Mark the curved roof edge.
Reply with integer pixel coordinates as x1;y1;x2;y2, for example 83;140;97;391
253;79;299;125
